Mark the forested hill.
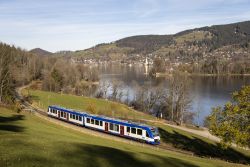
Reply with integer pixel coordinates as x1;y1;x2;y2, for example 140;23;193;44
68;20;250;62
0;42;100;105
30;48;53;57
0;43;43;104
116;20;250;53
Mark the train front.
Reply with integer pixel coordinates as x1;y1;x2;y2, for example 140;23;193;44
151;127;160;144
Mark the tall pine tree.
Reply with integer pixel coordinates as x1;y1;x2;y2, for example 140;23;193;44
0;43;15;104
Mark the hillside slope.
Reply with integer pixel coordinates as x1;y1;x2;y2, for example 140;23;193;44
21;88;250;164
0;107;248;167
65;21;250;61
30;48;53;56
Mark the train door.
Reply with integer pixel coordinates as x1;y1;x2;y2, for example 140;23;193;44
120;126;124;136
105;122;108;132
66;113;69;121
58;111;60;118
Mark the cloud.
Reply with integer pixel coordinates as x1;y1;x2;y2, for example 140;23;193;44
0;0;249;51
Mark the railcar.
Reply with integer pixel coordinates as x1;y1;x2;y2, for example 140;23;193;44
47;105;160;145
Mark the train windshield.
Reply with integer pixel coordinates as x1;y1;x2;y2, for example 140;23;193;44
151;128;159;137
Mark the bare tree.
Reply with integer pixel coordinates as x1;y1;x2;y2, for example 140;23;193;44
110;79;124;101
100;81;111;98
164;71;192;125
145;85;165;114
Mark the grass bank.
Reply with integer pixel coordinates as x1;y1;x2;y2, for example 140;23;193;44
21;88;250;164
0;107;248;167
22;89;154;121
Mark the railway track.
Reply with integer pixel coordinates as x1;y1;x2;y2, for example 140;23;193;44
15;86;194;156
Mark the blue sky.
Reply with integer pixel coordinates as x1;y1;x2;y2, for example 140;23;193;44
0;0;250;52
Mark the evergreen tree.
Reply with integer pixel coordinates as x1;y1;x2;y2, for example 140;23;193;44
0;44;15;104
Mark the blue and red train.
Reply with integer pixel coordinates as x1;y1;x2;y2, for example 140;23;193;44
47;105;160;145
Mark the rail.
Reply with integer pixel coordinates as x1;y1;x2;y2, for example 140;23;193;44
15;86;194;156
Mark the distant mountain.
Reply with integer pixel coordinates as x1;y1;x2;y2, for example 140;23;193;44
30;48;53;56
116;21;250;53
66;20;250;62
116;35;173;54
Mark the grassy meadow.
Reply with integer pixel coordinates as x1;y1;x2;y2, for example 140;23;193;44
174;31;212;44
22;89;154;121
1;107;249;167
19;88;250;165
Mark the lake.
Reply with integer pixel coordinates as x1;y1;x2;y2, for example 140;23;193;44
94;63;250;126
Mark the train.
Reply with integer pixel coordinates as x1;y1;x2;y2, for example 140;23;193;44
47;105;160;145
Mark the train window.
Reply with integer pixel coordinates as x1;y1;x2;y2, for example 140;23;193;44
76;115;79;120
109;123;114;130
146;132;149;137
131;128;136;134
79;116;82;121
70;114;72;118
60;112;63;117
87;118;90;123
114;124;119;132
127;127;130;133
100;121;103;126
73;114;75;119
137;129;142;135
91;119;94;124
95;120;99;125
64;112;66;118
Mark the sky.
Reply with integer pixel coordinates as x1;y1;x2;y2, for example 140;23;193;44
0;0;250;52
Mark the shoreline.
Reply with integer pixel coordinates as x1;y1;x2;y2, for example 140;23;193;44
155;72;250;77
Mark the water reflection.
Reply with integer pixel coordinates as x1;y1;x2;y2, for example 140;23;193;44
94;64;250;125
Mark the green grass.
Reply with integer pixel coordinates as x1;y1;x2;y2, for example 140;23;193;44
72;43;133;60
22;89;154;121
153;46;176;56
174;31;212;44
0;107;248;167
21;89;250;164
155;123;250;164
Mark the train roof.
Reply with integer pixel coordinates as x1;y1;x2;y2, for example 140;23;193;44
49;105;156;130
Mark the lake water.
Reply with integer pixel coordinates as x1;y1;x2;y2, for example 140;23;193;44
95;64;250;126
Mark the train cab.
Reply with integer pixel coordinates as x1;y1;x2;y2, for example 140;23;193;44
150;127;160;144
